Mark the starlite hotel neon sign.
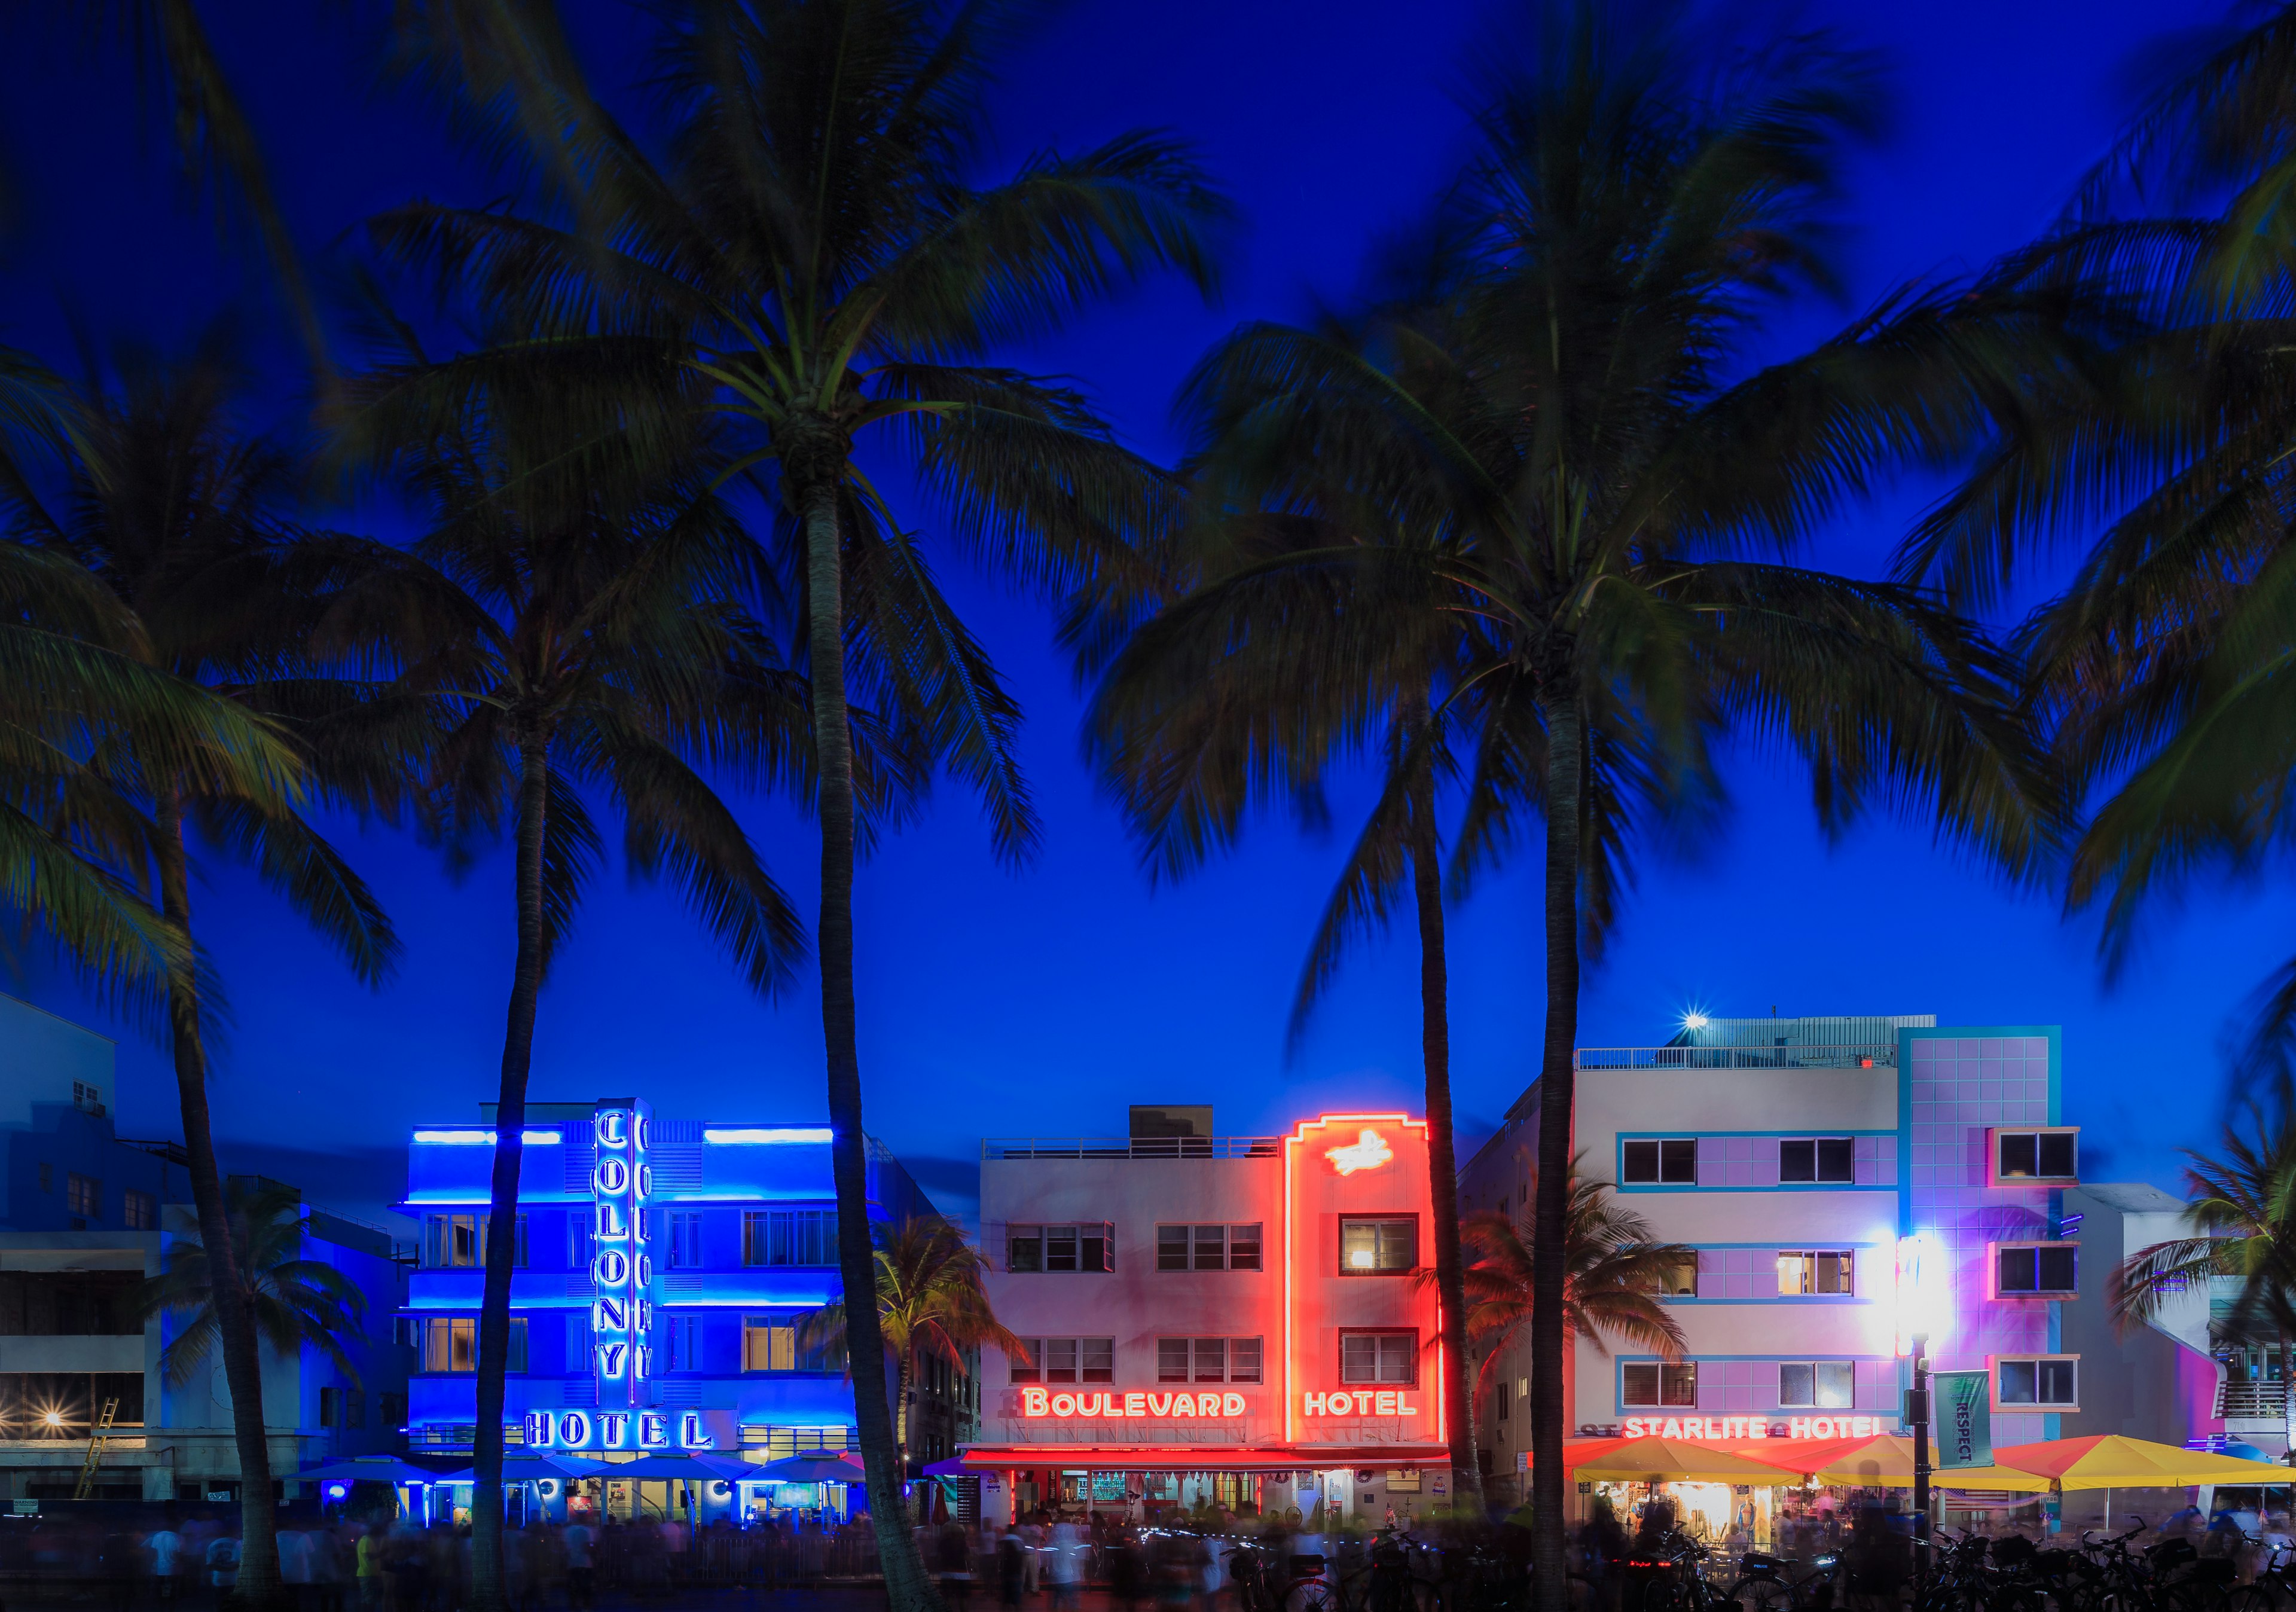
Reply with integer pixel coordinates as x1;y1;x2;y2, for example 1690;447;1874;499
525;1099;714;1452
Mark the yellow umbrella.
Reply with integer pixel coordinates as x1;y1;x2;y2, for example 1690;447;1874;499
1791;1434;2052;1492
1992;1436;2291;1489
1568;1437;1803;1485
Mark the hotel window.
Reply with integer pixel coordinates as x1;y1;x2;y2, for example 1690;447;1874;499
1193;1339;1225;1381
1339;1217;1417;1274
1993;1129;2078;1184
1621;1361;1697;1407
744;1317;796;1373
1339;1329;1417;1385
1779;1361;1853;1408
1622;1140;1697;1184
65;1174;99;1219
1009;1341;1041;1382
1497;1381;1509;1421
1996;1356;2078;1408
1017;1337;1113;1382
566;1313;589;1368
1658;1254;1698;1297
1778;1138;1855;1184
1778;1250;1854;1296
1997;1244;2078;1296
1158;1338;1189;1382
422;1317;525;1373
743;1209;836;1266
567;1210;591;1267
665;1313;704;1371
1009;1223;1112;1273
665;1211;704;1269
1156;1223;1262;1271
425;1213;526;1269
123;1190;157;1230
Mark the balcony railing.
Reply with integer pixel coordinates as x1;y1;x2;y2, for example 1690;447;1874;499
2216;1382;2288;1422
1573;1043;1898;1071
982;1136;1280;1161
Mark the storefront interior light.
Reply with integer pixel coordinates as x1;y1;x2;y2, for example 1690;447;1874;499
703;1128;834;1144
413;1129;562;1145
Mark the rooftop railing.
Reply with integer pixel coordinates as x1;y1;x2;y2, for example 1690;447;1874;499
1573;1043;1898;1071
982;1135;1281;1161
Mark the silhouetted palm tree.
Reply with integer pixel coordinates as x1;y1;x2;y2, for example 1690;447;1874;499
326;310;817;1611
5;335;395;1604
139;1177;369;1388
365;7;1226;1601
1103;8;2065;1590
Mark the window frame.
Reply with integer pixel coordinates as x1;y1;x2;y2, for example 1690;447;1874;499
1622;1139;1698;1186
1776;1250;1855;1296
1992;1354;2079;1410
64;1174;99;1219
1620;1360;1698;1408
1338;1215;1419;1275
122;1190;157;1231
664;1211;704;1271
1155;1223;1263;1272
1993;1242;2078;1297
1778;1138;1857;1185
1657;1253;1698;1298
1777;1360;1855;1409
1989;1128;2080;1186
1338;1328;1418;1386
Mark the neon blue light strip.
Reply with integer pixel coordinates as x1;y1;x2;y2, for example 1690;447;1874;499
704;1128;833;1144
414;1129;564;1145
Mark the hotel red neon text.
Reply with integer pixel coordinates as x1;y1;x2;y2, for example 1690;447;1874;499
1619;1415;1891;1440
1017;1388;1425;1420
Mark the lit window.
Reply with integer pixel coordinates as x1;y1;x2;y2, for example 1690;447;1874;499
1997;1244;2077;1296
1622;1140;1697;1184
1659;1254;1698;1297
1777;1251;1854;1296
1339;1330;1416;1385
1779;1139;1855;1184
1778;1361;1854;1408
1621;1362;1697;1407
1997;1357;2077;1406
1339;1217;1416;1273
423;1317;524;1372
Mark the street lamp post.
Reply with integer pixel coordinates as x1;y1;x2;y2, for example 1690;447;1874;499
1909;1332;1932;1594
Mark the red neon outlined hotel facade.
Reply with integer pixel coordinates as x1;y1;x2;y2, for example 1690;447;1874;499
963;1112;1452;1520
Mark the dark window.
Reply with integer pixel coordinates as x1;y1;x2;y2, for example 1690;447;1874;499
1007;1225;1043;1273
1620;1361;1697;1407
1231;1337;1262;1383
1999;1245;2078;1295
1339;1330;1416;1385
122;1191;157;1231
1158;1338;1189;1382
1230;1225;1262;1270
65;1175;99;1219
1193;1338;1225;1382
1997;1132;2077;1181
744;1209;836;1266
1156;1223;1261;1272
1339;1217;1417;1273
1622;1140;1697;1184
1082;1338;1113;1382
1497;1381;1510;1421
1998;1358;2076;1406
0;1272;142;1336
1779;1139;1855;1184
1010;1342;1040;1383
1035;1224;1113;1273
1156;1225;1187;1272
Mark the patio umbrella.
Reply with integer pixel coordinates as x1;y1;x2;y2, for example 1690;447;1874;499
1742;1434;2053;1492
750;1451;869;1484
584;1455;727;1481
1992;1436;2291;1489
1564;1437;1802;1485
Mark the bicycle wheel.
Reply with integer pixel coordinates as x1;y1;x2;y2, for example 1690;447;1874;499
1290;1579;1341;1612
1723;1578;1796;1612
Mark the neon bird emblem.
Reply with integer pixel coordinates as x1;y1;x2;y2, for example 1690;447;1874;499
1326;1128;1394;1175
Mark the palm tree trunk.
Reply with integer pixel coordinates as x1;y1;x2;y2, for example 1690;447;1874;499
470;732;550;1612
792;442;944;1612
1529;691;1583;1612
897;1347;914;1474
1407;733;1484;1513
155;787;282;1610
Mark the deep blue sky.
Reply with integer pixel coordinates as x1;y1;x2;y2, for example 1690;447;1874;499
0;0;2266;1232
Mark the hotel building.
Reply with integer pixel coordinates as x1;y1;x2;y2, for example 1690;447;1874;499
1461;1013;2096;1502
398;1099;970;1518
958;1106;1452;1526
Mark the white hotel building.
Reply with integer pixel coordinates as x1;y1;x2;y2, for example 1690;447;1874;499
1461;1014;2097;1496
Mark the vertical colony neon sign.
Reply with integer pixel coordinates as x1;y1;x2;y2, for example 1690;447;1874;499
593;1099;653;1427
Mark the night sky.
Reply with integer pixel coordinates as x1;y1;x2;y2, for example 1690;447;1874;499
0;0;2260;1233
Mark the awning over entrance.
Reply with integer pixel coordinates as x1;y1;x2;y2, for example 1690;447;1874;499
955;1445;1451;1473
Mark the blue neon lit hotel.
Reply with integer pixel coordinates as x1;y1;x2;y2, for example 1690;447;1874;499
399;1098;967;1501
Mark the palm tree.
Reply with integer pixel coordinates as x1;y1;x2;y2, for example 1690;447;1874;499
1102;7;2066;1589
363;8;1226;1601
1890;6;2296;1068
802;1217;1025;1476
139;1177;370;1389
1089;375;1489;1503
4;336;397;1607
2114;1093;2296;1445
326;312;819;1612
1443;1155;1693;1411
